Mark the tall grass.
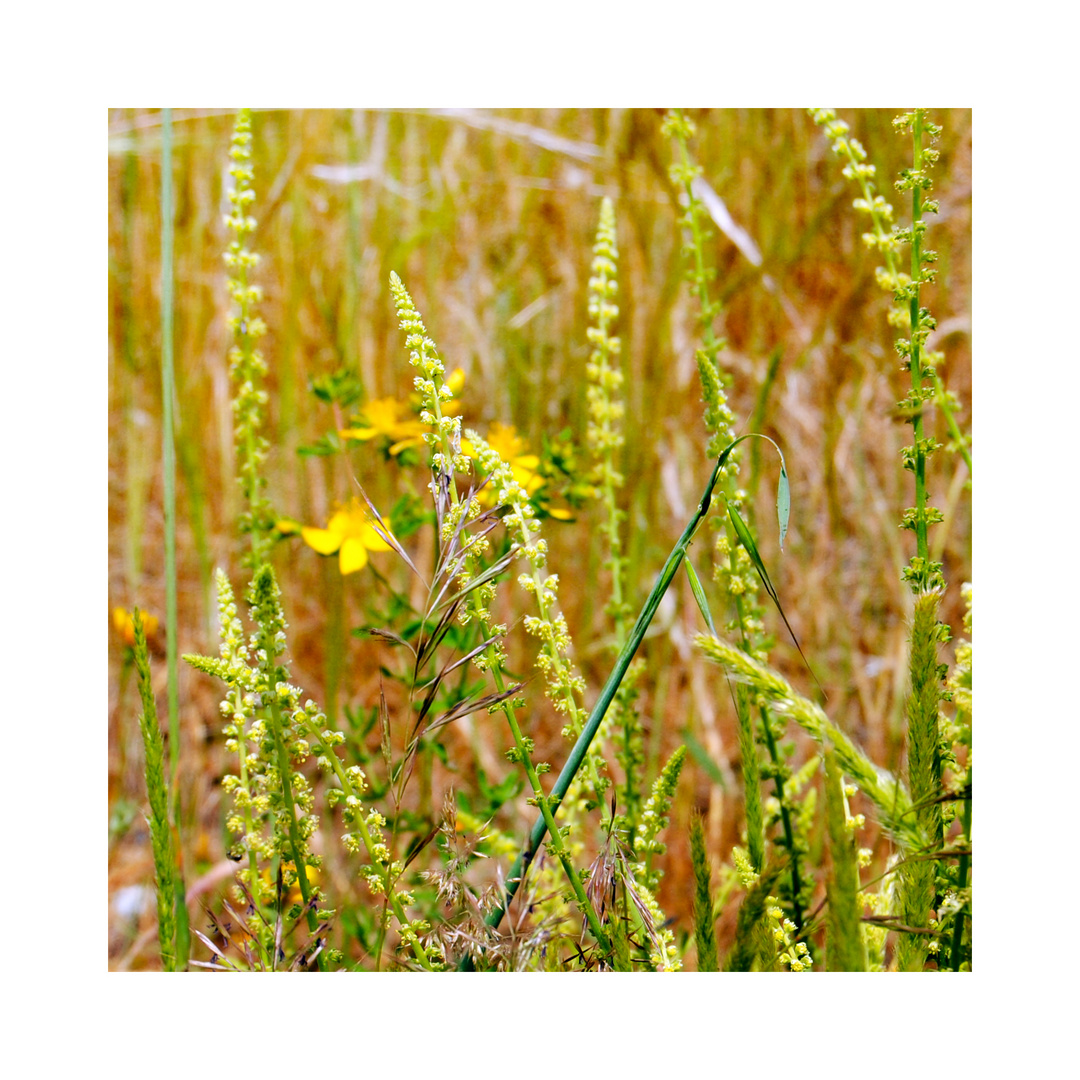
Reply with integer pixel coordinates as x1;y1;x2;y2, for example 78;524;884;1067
108;108;970;971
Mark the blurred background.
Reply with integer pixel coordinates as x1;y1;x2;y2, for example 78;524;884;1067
107;108;971;968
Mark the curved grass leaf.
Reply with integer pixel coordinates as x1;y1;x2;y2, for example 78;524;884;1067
777;463;790;552
728;503;824;699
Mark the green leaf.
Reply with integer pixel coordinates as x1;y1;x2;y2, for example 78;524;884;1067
728;504;824;699
777;463;790;552
684;555;717;636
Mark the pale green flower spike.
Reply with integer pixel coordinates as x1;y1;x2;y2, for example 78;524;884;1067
585;197;630;638
187;567;439;970
224;109;273;566
465;429;588;733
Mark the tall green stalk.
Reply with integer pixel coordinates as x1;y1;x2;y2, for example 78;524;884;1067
158;107;189;968
160;108;180;782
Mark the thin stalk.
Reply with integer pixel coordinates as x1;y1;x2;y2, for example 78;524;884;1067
486;658;612;955
160;107;180;783
908;111;930;568
668;114;806;930
159;108;189;969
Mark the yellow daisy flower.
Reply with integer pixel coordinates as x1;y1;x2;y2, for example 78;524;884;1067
299;499;395;575
340;369;467;456
339;397;427;456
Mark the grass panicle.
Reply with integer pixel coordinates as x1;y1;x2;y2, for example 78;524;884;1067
695;633;925;854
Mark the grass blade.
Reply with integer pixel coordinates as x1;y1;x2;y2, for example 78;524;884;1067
777;462;790;552
727;503;823;698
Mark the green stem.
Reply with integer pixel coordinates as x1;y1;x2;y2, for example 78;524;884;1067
459;450;729;967
909;110;929;569
294;712;435;971
159;108;189;970
264;693;326;971
160;108;180;783
487;659;611;955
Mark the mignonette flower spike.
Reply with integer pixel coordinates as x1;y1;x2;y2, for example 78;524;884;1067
223;108;272;566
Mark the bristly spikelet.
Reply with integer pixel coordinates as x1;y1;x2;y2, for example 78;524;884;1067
823;747;867;971
690;814;719;971
132;609;178;971
223;109;273;566
896;588;947;971
695;633;926;854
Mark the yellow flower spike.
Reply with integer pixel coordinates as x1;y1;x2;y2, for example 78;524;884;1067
300;499;395;575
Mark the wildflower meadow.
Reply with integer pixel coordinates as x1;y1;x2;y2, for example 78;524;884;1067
108;108;971;973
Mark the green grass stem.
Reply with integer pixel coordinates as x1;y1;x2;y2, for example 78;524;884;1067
159;108;180;782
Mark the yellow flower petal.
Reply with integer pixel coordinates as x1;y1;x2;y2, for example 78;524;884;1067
548;507;574;520
488;422;529;460
445;367;466;395
389;435;425;456
361;522;393;551
339;537;369;574
301;526;342;555
326;508;354;536
339;427;380;442
274;518;302;535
